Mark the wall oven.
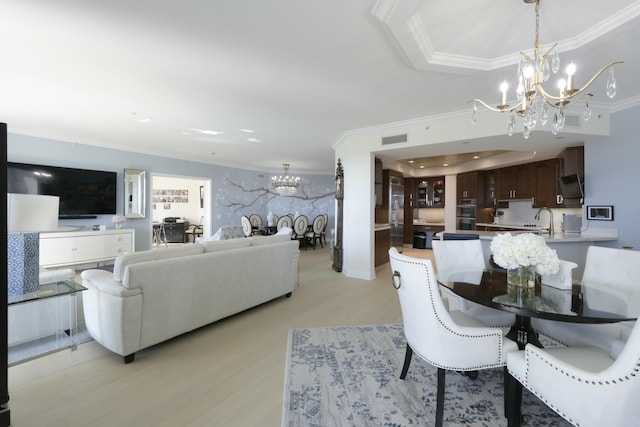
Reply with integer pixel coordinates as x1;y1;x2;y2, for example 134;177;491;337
456;199;476;218
456;199;476;230
456;217;476;231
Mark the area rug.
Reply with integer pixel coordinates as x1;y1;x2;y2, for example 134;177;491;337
282;324;570;427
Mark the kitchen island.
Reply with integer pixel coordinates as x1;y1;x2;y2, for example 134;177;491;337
435;228;618;279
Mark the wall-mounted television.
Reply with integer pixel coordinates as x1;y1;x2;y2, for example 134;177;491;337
7;162;117;219
558;173;584;199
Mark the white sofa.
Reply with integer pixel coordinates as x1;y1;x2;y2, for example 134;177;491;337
81;234;299;363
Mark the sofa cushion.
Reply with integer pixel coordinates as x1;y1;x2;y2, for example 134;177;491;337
113;244;204;281
202;238;251;253
248;234;292;246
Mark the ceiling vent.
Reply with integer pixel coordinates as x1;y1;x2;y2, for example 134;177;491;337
564;115;580;128
382;134;407;145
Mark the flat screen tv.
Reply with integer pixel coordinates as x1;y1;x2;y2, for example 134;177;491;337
7;162;117;219
558;173;584;199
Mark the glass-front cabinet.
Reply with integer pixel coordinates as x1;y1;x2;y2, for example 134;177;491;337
415;176;445;208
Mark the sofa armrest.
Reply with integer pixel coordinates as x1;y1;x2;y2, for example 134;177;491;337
81;269;143;358
81;269;142;297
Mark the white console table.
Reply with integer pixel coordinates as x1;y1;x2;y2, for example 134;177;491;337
39;229;135;268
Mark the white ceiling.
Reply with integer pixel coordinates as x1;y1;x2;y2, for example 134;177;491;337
2;0;640;174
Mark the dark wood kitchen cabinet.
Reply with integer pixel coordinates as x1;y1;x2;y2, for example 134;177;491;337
415;176;445;208
374;157;383;208
532;159;561;208
496;164;533;200
456;171;485;205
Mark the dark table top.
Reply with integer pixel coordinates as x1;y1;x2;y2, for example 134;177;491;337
437;269;640;324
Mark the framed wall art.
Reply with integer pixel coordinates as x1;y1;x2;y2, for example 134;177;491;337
586;205;614;221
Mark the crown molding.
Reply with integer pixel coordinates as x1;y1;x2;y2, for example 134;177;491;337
374;0;640;72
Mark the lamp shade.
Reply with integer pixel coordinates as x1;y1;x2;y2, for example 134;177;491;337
7;194;59;232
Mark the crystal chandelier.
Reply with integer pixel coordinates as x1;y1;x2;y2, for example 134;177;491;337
469;0;622;139
271;164;300;196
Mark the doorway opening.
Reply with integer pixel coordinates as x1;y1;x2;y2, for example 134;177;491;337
150;173;212;245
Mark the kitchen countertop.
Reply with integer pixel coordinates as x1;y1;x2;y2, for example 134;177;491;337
436;229;617;243
413;221;445;226
476;223;548;232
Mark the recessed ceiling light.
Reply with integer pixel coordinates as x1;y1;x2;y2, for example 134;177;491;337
408;160;415;164
473;155;479;159
240;129;255;133
443;163;449;166
138;118;151;124
247;138;260;143
201;129;223;135
419;165;425;169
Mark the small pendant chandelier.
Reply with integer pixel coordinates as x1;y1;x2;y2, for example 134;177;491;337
272;164;300;196
469;0;622;139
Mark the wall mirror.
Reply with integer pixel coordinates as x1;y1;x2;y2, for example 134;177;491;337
124;169;146;218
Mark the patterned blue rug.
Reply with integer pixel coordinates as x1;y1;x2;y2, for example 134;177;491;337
282;324;571;426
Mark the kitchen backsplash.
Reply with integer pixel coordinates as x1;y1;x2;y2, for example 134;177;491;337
495;200;581;230
414;208;444;223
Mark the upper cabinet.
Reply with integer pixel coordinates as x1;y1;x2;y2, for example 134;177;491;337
457;171;485;205
495;164;533;200
374;158;383;208
532;159;561;208
415;176;445;208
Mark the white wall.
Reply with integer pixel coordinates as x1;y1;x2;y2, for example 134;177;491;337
584;105;640;250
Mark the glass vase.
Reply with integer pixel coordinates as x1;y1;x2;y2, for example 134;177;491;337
507;265;537;288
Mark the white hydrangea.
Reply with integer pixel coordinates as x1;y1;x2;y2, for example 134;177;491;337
490;232;560;275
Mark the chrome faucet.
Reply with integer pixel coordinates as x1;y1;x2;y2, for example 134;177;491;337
534;207;554;236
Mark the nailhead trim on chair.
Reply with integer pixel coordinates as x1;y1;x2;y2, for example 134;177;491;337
521;351;640;426
394;256;507;372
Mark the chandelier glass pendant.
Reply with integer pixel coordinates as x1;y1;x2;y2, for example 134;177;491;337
469;0;622;139
272;164;300;196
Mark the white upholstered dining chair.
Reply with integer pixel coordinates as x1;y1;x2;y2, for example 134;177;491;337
432;239;515;328
292;215;309;249
241;215;253;237
532;246;640;353
389;248;518;427
506;316;640;427
276;215;293;232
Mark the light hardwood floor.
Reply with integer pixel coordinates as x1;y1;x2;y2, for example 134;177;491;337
8;246;434;427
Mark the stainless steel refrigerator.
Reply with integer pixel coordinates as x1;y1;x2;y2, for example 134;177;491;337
389;176;404;249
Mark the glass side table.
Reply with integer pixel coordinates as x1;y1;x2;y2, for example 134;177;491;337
8;280;87;366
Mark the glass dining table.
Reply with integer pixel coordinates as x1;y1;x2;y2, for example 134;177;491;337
436;268;640;349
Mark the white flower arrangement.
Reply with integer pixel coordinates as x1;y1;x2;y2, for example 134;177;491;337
490;232;560;275
111;214;127;224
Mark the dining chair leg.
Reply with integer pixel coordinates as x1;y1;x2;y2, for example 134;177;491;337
399;343;413;379
436;368;446;427
505;370;523;427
